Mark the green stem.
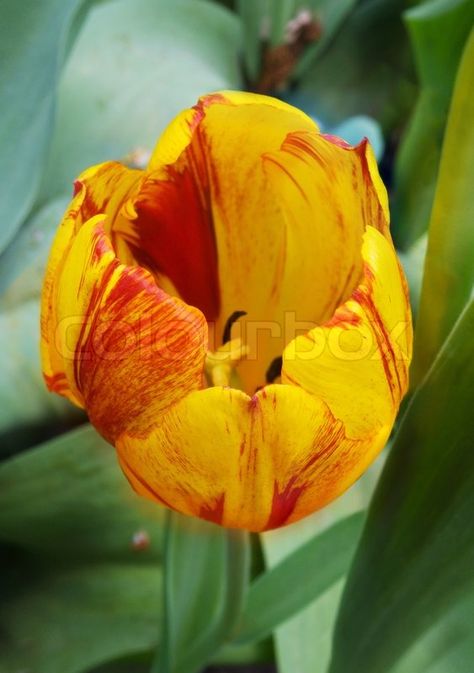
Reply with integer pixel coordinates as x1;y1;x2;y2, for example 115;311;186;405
150;512;249;673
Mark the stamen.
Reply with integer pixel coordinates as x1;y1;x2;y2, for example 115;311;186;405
266;356;283;384
222;310;247;344
205;337;250;388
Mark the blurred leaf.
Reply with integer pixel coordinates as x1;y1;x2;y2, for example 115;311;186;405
269;0;297;45
260;461;383;673
153;513;250;673
330;298;474;673
0;196;69;309
392;0;474;249
233;512;364;645
0;301;83;441
391;590;474;673
237;0;268;82
39;0;242;202
297;0;416;134
0;554;161;673
0;0;93;254
411;27;474;386
0;424;164;560
295;0;357;77
398;233;427;318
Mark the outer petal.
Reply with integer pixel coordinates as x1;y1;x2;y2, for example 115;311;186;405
282;225;412;438
149;91;317;169
41;161;143;402
44;216;208;443
116;384;388;532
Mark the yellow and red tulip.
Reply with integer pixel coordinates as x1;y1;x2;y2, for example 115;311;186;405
41;91;412;531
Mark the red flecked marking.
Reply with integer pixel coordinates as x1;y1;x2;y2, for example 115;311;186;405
326;305;361;328
44;372;69;394
130;129;220;321
321;133;353;149
353;286;401;402
284;132;328;170
188;93;228;133
249;394;259;410
200;492;226;525
120;453;175;510
266;477;306;530
263;154;309;203
73;179;83;197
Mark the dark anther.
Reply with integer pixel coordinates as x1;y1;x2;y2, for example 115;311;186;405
266;356;283;384
222;310;247;344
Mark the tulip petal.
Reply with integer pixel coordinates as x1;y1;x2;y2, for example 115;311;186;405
41;161;143;403
149;91;317;169
116;383;388;532
282;225;412;438
43;215;207;443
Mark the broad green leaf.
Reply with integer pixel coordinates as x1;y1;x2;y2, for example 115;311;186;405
330;299;474;673
0;196;69;309
233;512;364;646
392;0;474;249
236;0;268;82
297;0;416;134
152;512;250;673
0;301;83;442
0;555;161;673
391;590;474;673
295;0;357;78
0;0;92;254
411;28;474;386
39;0;242;202
260;461;383;673
0;424;164;560
398;233;427;318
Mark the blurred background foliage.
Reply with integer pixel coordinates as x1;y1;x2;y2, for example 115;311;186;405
0;0;473;672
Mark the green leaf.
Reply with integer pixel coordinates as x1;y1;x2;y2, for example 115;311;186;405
391;590;474;673
411;28;474;386
152;512;250;673
294;0;357;78
39;0;242;202
236;0;268;82
233;512;364;646
0;555;161;673
0;0;92;254
0;196;69;309
398;233;427;319
330;298;474;673
297;0;416;133
392;0;474;249
0;301;84;442
0;424;164;560
260;461;383;673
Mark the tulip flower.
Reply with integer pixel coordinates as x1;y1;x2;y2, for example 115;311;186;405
41;91;412;531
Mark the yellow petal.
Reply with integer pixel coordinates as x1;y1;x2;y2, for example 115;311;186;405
282;225;412;438
149;90;317;169
117;383;388;532
43;215;207;443
41;161;143;403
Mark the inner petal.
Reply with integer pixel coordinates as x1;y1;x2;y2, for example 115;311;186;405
111;102;383;395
